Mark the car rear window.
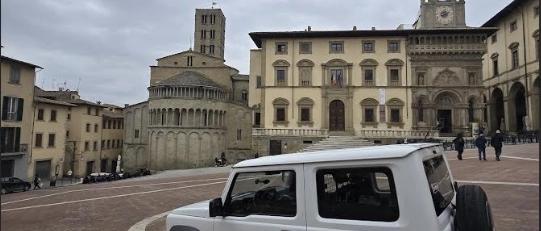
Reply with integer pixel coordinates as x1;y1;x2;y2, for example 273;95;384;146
423;155;455;216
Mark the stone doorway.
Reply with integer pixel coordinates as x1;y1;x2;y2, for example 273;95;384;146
437;109;453;134
269;140;282;155
329;100;345;131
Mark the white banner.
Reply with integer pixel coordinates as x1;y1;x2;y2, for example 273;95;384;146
379;88;385;105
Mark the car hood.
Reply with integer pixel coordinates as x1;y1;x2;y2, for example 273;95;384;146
170;200;210;218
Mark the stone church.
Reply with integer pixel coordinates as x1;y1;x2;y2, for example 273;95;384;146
248;0;500;153
122;8;252;171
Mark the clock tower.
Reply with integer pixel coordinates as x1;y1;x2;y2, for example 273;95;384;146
414;0;466;29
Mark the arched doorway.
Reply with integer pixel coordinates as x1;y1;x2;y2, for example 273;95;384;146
508;82;527;132
434;91;461;135
491;88;505;131
329;100;345;131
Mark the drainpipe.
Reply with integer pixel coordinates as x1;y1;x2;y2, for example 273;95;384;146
520;5;530;130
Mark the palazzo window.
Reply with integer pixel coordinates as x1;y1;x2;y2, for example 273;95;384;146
297;59;314;87
330;69;344;88
299;42;312;54
360;59;378;86
297;97;314;126
329;41;344;53
360;98;379;128
508;42;519;70
386;98;405;128
362;40;375;53
491;53;499;76
387;40;400;53
385;59;404;87
273;98;289;126
276;42;288;54
273;60;290;87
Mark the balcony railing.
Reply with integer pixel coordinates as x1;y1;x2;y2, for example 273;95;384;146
253;128;328;137
1;143;28;156
357;130;439;139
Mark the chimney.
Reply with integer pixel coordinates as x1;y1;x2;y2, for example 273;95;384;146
371;27;376;30
124;104;130;108
307;26;311;31
97;101;101;105
59;87;64;91
353;26;357;31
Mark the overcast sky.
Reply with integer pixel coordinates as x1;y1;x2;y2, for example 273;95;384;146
1;0;512;106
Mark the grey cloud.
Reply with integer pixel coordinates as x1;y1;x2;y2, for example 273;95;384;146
1;0;513;106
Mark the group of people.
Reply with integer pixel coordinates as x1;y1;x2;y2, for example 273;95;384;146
453;130;504;161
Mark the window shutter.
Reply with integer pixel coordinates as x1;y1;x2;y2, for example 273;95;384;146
15;127;21;152
17;98;24;121
2;97;8;120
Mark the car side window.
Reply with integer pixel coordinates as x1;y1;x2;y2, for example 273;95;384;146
423;155;454;216
316;167;399;222
12;178;21;183
224;170;296;217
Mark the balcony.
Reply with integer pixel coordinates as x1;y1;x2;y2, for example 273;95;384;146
408;43;486;55
253;128;328;137
1;144;28;157
357;130;439;139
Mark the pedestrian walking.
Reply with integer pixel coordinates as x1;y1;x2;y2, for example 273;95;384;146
490;130;504;161
453;132;465;160
33;174;41;190
475;132;487;161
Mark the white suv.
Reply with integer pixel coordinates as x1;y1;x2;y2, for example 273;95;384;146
166;143;494;231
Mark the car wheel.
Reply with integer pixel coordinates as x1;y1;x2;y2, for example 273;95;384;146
1;188;6;195
455;184;494;231
23;185;30;192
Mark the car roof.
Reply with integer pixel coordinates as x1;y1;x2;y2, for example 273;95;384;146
234;143;441;168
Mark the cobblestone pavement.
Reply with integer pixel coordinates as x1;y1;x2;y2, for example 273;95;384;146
1;144;538;231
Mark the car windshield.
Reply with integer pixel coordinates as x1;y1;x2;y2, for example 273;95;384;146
423;155;455;216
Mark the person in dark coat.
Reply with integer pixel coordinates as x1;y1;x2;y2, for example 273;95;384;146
453;132;465;160
33;174;41;189
490;130;504;161
475;132;487;161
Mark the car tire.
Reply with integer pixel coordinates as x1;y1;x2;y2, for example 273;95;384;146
23;185;30;192
1;188;6;195
455;184;494;231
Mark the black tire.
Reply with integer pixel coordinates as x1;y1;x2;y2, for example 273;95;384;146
455;184;494;231
1;188;6;195
23;185;30;191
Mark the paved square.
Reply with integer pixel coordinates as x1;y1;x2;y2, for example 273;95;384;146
1;143;538;231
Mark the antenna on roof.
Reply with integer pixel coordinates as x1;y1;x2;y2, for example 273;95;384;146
41;77;45;88
189;36;193;50
52;77;56;90
76;77;81;91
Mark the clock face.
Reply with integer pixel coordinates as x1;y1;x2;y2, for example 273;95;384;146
435;6;454;24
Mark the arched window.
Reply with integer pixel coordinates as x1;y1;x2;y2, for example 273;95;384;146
241;90;248;101
468;99;475;122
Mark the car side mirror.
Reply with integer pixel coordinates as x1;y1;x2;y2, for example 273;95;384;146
209;197;223;217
